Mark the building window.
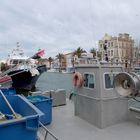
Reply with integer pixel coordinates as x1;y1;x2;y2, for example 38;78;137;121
84;73;95;89
122;42;124;47
126;50;128;57
116;50;118;56
135;52;137;57
100;52;102;56
108;50;110;56
100;44;102;48
111;50;113;56
108;42;110;47
111;42;113;47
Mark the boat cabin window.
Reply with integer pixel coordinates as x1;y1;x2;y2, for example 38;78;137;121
19;60;23;64
12;60;18;65
10;59;25;65
84;73;95;89
104;72;117;89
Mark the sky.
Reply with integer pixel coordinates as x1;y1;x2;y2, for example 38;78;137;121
0;0;140;59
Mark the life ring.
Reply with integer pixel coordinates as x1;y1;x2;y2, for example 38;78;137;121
72;72;83;87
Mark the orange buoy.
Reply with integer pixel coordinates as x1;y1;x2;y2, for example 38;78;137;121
72;72;83;87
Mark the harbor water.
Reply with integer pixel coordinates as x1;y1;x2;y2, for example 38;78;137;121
36;72;73;96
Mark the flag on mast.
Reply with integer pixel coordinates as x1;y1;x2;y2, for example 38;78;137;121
31;49;45;59
36;49;45;57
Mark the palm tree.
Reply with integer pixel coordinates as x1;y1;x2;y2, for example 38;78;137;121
73;47;86;58
90;48;102;60
90;48;96;58
56;53;64;72
70;47;86;71
48;57;53;69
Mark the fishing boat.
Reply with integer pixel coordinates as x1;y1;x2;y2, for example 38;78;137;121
2;42;47;90
7;64;47;91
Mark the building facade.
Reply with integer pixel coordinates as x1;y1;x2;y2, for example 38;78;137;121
98;33;138;67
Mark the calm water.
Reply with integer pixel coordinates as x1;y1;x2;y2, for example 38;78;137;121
36;72;73;95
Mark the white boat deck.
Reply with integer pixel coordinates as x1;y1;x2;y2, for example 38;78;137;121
38;99;140;140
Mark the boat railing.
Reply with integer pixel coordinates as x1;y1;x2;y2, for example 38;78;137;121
37;122;58;140
0;60;37;77
0;66;19;77
74;58;126;66
0;64;29;77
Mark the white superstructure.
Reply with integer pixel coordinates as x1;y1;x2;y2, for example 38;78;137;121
6;42;29;66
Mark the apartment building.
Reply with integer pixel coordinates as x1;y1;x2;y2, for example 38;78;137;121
98;33;138;67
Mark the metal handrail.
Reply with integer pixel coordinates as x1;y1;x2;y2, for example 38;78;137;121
75;58;128;66
8;69;29;77
0;58;37;77
38;122;58;140
0;63;29;77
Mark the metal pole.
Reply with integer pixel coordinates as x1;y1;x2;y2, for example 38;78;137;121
39;122;58;140
0;90;18;119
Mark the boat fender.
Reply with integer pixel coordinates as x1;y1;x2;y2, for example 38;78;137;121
30;68;39;76
72;72;83;87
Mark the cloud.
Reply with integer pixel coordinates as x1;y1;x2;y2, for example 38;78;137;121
0;0;140;59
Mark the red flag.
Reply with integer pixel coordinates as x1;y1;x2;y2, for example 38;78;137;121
36;49;45;57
